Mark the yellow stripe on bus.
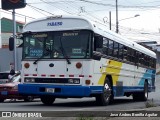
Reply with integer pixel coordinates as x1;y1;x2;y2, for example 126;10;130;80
98;60;122;85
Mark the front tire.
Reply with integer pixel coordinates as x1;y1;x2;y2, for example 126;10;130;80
96;77;113;106
24;96;34;102
41;96;55;105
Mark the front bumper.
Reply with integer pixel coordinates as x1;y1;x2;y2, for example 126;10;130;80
18;84;103;97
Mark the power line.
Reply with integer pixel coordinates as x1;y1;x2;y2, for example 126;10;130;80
76;0;160;8
27;5;49;16
36;0;159;36
133;0;160;6
1;9;35;19
40;0;76;14
26;4;54;16
2;0;158;37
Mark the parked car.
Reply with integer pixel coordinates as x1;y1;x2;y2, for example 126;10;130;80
0;71;10;84
0;73;34;102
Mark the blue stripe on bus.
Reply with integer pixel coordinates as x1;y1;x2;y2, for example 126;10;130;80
138;69;156;86
18;84;91;97
18;84;154;97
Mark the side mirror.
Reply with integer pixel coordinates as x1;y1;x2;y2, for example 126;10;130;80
94;36;103;48
9;37;14;51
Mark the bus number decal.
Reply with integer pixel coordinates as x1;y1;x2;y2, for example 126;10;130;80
72;48;82;54
47;22;63;26
29;49;43;57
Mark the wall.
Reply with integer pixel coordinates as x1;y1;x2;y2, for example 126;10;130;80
0;48;22;72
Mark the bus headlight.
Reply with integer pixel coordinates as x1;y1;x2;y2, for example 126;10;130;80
25;78;35;83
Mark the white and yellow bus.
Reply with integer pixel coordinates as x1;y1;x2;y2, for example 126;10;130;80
17;15;156;105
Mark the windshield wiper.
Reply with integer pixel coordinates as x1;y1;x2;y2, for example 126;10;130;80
33;47;60;64
33;50;50;64
59;37;71;64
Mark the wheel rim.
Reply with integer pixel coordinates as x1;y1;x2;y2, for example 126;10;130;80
104;83;111;101
144;84;148;98
28;96;33;101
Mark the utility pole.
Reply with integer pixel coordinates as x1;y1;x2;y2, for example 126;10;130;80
12;9;17;71
2;0;26;71
116;0;118;33
109;11;111;30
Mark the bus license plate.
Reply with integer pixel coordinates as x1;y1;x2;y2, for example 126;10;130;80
45;88;55;93
1;91;8;95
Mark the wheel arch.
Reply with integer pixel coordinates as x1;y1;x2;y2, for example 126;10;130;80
106;75;113;87
106;75;114;95
144;79;149;87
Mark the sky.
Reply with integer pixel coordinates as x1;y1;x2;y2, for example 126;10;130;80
1;0;160;42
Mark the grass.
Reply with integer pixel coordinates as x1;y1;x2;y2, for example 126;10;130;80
145;98;156;108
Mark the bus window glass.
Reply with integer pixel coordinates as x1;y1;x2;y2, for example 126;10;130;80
108;40;113;56
119;44;123;60
128;48;135;63
24;34;45;58
102;37;108;55
23;30;92;59
113;42;119;58
123;46;128;61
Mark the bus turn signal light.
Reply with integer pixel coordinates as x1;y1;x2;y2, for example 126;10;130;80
76;62;82;69
24;63;30;69
85;80;91;85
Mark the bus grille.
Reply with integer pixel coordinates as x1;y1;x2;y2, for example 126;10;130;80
34;78;79;84
34;78;68;83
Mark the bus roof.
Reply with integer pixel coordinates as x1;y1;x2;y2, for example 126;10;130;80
23;15;156;59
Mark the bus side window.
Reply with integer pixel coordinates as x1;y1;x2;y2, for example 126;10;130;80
94;35;103;53
146;56;149;67
139;53;144;65
151;58;156;69
119;44;123;60
148;57;152;68
144;55;148;67
113;42;119;58
108;40;113;57
135;51;139;64
123;46;128;61
102;37;108;55
128;48;135;63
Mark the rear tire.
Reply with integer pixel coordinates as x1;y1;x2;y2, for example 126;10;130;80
96;77;113;106
133;81;148;101
41;96;55;105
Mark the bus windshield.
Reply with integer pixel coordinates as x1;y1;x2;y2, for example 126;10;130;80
23;30;92;59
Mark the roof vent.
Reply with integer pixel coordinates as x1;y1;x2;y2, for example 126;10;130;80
47;15;62;19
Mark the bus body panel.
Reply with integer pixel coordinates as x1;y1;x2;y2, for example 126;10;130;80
18;15;156;103
19;58;155;97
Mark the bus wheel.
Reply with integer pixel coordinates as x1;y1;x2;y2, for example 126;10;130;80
133;81;148;101
24;96;34;102
96;78;112;106
141;81;148;101
40;96;55;105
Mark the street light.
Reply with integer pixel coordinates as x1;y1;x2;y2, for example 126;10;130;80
103;16;108;23
116;14;140;33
